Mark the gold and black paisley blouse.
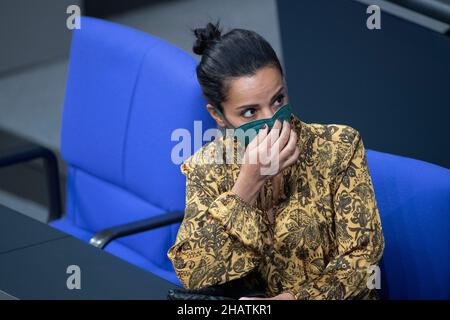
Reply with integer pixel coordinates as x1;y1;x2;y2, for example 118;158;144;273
167;113;385;300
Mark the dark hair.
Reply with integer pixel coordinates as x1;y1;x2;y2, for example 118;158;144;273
191;20;284;112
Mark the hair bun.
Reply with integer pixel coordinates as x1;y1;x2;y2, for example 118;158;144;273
192;21;222;55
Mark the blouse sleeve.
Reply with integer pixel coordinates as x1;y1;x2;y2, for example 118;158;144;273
167;153;270;290
290;131;385;300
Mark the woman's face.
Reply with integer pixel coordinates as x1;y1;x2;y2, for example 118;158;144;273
207;65;289;128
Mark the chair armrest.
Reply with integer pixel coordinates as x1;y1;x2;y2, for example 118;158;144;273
0;144;62;222
89;211;185;249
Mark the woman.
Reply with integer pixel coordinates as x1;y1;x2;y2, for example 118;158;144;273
167;21;384;300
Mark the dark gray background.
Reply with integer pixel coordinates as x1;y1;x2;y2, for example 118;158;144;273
278;0;450;168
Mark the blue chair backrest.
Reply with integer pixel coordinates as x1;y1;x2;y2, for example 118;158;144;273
61;17;215;272
367;150;450;299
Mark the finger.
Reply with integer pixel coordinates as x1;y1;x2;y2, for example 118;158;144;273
281;145;300;170
264;123;294;171
244;124;268;165
272;120;291;154
256;123;269;147
256;122;274;164
263;118;281;149
254;119;282;165
247;123;268;150
279;128;298;162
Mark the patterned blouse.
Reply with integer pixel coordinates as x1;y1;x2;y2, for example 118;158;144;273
167;113;385;300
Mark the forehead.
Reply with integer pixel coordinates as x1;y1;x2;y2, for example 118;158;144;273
225;66;283;106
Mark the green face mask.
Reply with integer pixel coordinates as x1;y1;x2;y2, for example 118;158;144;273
214;103;293;147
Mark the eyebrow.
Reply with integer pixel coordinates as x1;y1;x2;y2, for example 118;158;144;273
235;86;285;111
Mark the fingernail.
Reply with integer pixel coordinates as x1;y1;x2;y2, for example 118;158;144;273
263;123;267;129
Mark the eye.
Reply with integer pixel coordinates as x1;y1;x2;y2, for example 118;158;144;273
274;93;285;106
242;108;256;118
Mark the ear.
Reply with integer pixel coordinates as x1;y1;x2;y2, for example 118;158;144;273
206;103;227;128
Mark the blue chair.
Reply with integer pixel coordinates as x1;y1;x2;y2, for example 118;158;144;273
47;16;449;299
49;16;215;287
367;150;450;299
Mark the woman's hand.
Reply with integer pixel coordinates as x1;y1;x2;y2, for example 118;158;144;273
239;292;296;300
231;119;299;205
